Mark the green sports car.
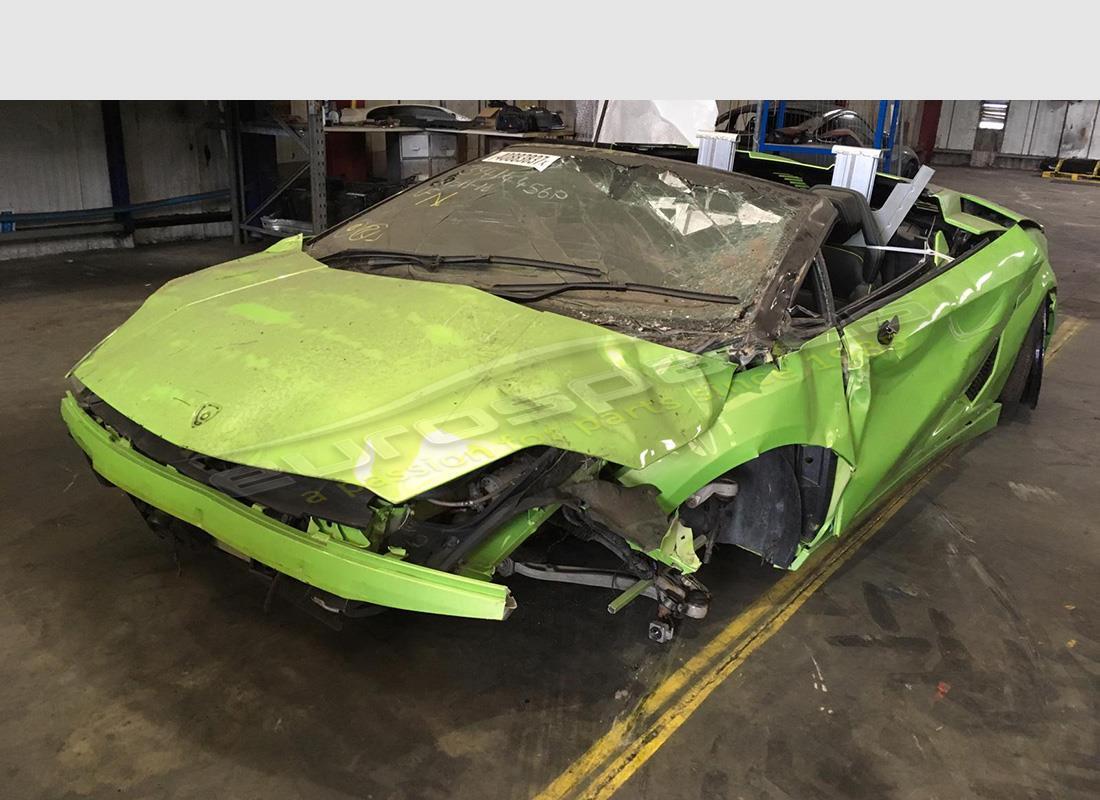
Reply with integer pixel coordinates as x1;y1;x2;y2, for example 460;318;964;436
61;145;1055;640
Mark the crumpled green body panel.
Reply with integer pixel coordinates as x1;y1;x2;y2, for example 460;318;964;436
621;204;1056;570
73;242;735;503
619;327;855;507
830;224;1055;529
63;163;1058;619
60;391;515;620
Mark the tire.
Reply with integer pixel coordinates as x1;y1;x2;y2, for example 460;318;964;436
998;308;1045;417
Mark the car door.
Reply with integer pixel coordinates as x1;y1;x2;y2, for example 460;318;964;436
829;223;1040;531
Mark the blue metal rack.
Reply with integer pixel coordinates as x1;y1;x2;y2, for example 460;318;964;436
754;100;903;172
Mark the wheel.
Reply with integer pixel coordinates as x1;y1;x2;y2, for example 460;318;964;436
998;306;1046;417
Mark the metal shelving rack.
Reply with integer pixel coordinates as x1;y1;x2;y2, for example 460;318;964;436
225;100;328;243
753;100;903;172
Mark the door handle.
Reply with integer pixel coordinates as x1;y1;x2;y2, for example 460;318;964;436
877;315;900;345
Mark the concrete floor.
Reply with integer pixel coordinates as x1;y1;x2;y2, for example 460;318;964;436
1;167;1097;799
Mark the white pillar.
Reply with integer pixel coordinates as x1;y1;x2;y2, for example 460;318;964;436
831;145;884;200
696;132;740;172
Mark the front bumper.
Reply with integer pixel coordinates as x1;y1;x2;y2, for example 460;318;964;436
60;393;515;620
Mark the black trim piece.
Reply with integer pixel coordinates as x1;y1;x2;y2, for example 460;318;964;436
1022;298;1051;409
960;197;1014;230
965;340;999;401
490;281;741;306
76;390;378;528
753;197;837;341
835;231;1002;326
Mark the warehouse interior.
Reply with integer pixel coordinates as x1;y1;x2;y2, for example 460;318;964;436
2;94;1099;800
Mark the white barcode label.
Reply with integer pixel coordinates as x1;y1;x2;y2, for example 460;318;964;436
482;151;561;172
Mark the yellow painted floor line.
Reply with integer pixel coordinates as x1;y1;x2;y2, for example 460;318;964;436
534;314;1089;800
535;461;942;800
1048;314;1086;360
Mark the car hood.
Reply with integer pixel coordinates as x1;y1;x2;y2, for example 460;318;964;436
73;239;736;503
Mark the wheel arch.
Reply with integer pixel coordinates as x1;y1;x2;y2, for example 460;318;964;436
675;442;850;569
1022;289;1056;408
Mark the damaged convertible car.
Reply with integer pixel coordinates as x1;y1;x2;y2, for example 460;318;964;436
61;145;1055;641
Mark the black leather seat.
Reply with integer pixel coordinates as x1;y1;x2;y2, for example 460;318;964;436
811;186;885;302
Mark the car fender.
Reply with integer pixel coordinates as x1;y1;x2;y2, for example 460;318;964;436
618;327;856;517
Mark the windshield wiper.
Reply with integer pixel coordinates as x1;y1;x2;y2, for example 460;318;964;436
489;281;741;305
318;249;604;278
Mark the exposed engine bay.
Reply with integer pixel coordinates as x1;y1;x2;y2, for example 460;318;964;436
75;388;728;639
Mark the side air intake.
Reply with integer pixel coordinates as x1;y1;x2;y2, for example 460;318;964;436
965;340;999;401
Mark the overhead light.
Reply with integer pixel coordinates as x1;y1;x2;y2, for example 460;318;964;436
979;101;1009;131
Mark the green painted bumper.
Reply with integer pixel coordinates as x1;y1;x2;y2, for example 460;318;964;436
60;393;515;621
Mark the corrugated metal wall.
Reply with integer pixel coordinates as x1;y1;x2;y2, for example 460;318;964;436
0;101;117;259
0;101;113;218
0;101;230;259
121;101;230;244
936;100;1100;159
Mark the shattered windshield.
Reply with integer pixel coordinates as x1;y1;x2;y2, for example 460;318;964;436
308;146;829;344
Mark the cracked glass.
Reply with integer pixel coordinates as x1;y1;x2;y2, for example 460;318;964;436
308;146;830;345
